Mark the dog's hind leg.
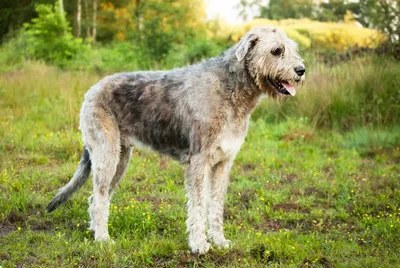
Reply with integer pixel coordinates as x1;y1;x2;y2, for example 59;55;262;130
83;108;120;241
109;143;133;195
185;154;212;254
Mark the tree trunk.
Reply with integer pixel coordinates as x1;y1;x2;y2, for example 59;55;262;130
59;0;66;34
92;0;97;42
77;0;81;37
84;0;91;38
59;0;65;17
135;0;143;40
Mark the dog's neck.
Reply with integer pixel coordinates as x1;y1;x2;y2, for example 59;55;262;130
218;48;265;118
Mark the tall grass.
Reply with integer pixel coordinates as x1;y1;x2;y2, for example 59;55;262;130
253;55;400;130
1;44;399;132
0;62;99;165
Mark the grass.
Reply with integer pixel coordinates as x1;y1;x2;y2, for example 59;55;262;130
253;55;400;129
0;60;399;267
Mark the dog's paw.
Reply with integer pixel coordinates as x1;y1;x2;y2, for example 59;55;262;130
213;237;232;249
190;240;212;255
95;236;115;245
94;232;111;241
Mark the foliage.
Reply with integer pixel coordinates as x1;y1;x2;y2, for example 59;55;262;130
23;2;87;66
237;0;361;22
316;0;360;22
81;42;153;72
236;0;400;53
0;0;54;43
358;0;400;47
232;19;385;52
260;0;315;20
163;38;224;68
97;0;207;61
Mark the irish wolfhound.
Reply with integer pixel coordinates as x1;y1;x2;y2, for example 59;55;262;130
46;26;305;254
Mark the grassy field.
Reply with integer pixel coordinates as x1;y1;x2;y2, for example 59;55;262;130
0;60;399;267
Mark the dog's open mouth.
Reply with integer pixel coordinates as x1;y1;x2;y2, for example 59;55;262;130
269;79;296;96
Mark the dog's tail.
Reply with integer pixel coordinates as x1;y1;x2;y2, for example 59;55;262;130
46;147;91;212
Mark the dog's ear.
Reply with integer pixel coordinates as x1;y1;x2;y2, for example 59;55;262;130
235;33;258;61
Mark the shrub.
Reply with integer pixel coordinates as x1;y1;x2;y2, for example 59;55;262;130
23;2;87;67
67;42;153;74
163;37;224;69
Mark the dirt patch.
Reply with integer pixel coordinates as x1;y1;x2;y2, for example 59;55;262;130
136;196;166;205
242;163;256;171
256;219;283;231
317;257;332;268
30;220;54;232
360;147;400;163
1;252;11;261
256;217;348;233
273;203;310;213
282;130;314;142
7;211;28;224
159;156;170;170
303;187;328;199
291;188;301;196
257;217;321;232
300;257;332;268
250;244;278;264
322;164;336;179
282;173;299;184
238;189;257;209
238;163;257;177
0;222;16;237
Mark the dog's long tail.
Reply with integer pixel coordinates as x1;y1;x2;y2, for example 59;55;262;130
46;147;91;212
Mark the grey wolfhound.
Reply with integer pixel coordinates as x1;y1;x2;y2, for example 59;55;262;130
46;26;305;254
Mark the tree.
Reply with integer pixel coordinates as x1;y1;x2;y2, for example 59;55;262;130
260;0;315;20
236;0;361;22
23;1;85;64
316;0;360;22
96;0;206;60
0;0;54;42
358;0;400;45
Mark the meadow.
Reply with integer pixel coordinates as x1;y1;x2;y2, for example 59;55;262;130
0;53;399;267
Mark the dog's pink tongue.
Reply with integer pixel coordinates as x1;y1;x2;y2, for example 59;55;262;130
281;82;296;96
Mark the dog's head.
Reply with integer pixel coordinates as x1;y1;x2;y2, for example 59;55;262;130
236;26;305;98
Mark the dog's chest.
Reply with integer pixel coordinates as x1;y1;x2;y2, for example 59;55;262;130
210;132;245;165
220;135;244;157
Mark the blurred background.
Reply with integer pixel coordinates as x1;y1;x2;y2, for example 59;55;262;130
1;0;399;126
0;0;399;70
1;0;399;141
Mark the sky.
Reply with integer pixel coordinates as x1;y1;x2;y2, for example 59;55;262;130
205;0;268;24
205;0;243;24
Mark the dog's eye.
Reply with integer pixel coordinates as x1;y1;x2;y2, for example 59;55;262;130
271;47;283;56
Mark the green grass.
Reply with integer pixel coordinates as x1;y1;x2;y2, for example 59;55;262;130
0;60;399;267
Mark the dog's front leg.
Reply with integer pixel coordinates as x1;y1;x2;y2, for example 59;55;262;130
185;154;212;254
208;159;233;249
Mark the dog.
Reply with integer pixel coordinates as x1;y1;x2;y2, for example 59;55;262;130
46;26;305;254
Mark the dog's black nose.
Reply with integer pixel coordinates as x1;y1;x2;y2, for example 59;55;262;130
294;66;305;76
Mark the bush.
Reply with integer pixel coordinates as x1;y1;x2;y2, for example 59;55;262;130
23;2;87;67
163;37;224;69
65;42;154;73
